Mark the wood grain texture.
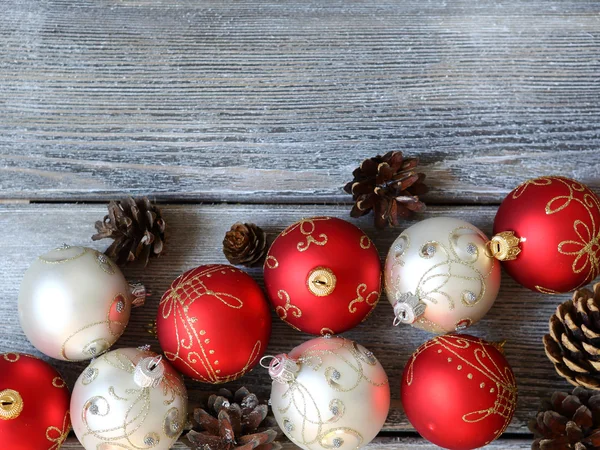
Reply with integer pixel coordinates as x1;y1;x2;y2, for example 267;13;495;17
0;203;581;440
60;435;533;449
1;0;599;202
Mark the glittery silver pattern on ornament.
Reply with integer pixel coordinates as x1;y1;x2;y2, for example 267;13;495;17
71;347;187;450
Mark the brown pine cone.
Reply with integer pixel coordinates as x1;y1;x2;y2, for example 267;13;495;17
92;197;165;267
544;283;600;390
187;387;281;450
529;386;600;450
223;223;267;267
344;151;428;229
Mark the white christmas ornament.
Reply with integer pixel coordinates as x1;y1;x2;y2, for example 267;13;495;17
71;347;187;450
384;217;500;333
264;336;390;450
18;245;145;361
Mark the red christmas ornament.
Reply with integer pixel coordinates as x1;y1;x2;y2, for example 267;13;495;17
0;353;70;450
263;217;382;335
157;264;271;383
492;176;600;293
401;334;517;450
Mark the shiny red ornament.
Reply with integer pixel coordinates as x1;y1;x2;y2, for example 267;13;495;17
157;264;271;383
401;334;517;450
0;353;70;450
263;217;382;335
493;176;600;293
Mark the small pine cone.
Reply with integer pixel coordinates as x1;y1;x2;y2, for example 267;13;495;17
344;151;428;229
92;197;165;267
223;223;267;267
544;283;600;389
529;386;600;450
187;387;281;450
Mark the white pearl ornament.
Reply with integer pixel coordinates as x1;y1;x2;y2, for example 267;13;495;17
265;336;390;450
71;347;187;450
18;245;143;361
384;217;501;333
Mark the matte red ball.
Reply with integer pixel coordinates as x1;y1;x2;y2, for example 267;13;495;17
157;264;271;383
0;353;71;450
401;334;517;450
494;176;600;293
263;217;382;335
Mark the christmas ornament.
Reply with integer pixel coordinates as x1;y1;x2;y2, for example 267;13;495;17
223;222;268;267
263;217;382;335
544;282;600;389
529;386;600;450
71;347;187;450
264;336;390;450
0;353;70;450
344;151;428;229
385;217;500;333
187;387;281;450
401;334;517;450
157;264;271;383
492;176;600;293
92;196;165;267
18;245;146;361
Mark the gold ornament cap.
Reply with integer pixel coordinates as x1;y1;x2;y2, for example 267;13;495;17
487;231;522;261
307;267;337;297
0;389;24;421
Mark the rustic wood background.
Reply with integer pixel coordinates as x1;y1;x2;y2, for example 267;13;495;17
1;0;599;448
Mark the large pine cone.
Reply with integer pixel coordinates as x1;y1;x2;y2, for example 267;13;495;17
544;283;600;389
187;387;281;450
529;386;600;450
223;223;267;267
344;151;428;229
92;197;165;267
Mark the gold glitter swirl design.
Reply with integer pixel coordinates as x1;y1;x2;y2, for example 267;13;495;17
320;328;334;336
276;290;303;320
159;266;263;383
52;377;66;389
79;350;186;449
2;353;20;362
280;217;331;252
406;336;517;444
348;284;379;313
46;410;70;450
392;226;495;311
265;255;279;269
511;176;554;199
277;338;386;449
38;245;87;264
359;235;372;249
60;292;128;361
535;286;561;295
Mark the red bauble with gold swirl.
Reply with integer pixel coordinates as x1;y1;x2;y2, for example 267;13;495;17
401;334;517;450
263;217;382;335
156;264;271;383
0;353;70;450
492;176;600;293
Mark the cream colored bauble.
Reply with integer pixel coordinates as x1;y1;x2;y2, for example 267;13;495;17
18;245;144;361
71;347;187;450
265;336;390;450
384;217;500;333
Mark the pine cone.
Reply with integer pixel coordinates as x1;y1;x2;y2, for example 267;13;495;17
544;283;600;390
529;386;600;449
344;151;428;229
92;197;165;267
223;223;267;267
187;387;281;450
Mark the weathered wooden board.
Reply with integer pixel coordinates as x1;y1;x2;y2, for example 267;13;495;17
61;435;533;450
1;0;599;202
0;203;580;442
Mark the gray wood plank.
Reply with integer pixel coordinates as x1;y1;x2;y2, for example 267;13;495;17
1;0;599;202
0;203;582;436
